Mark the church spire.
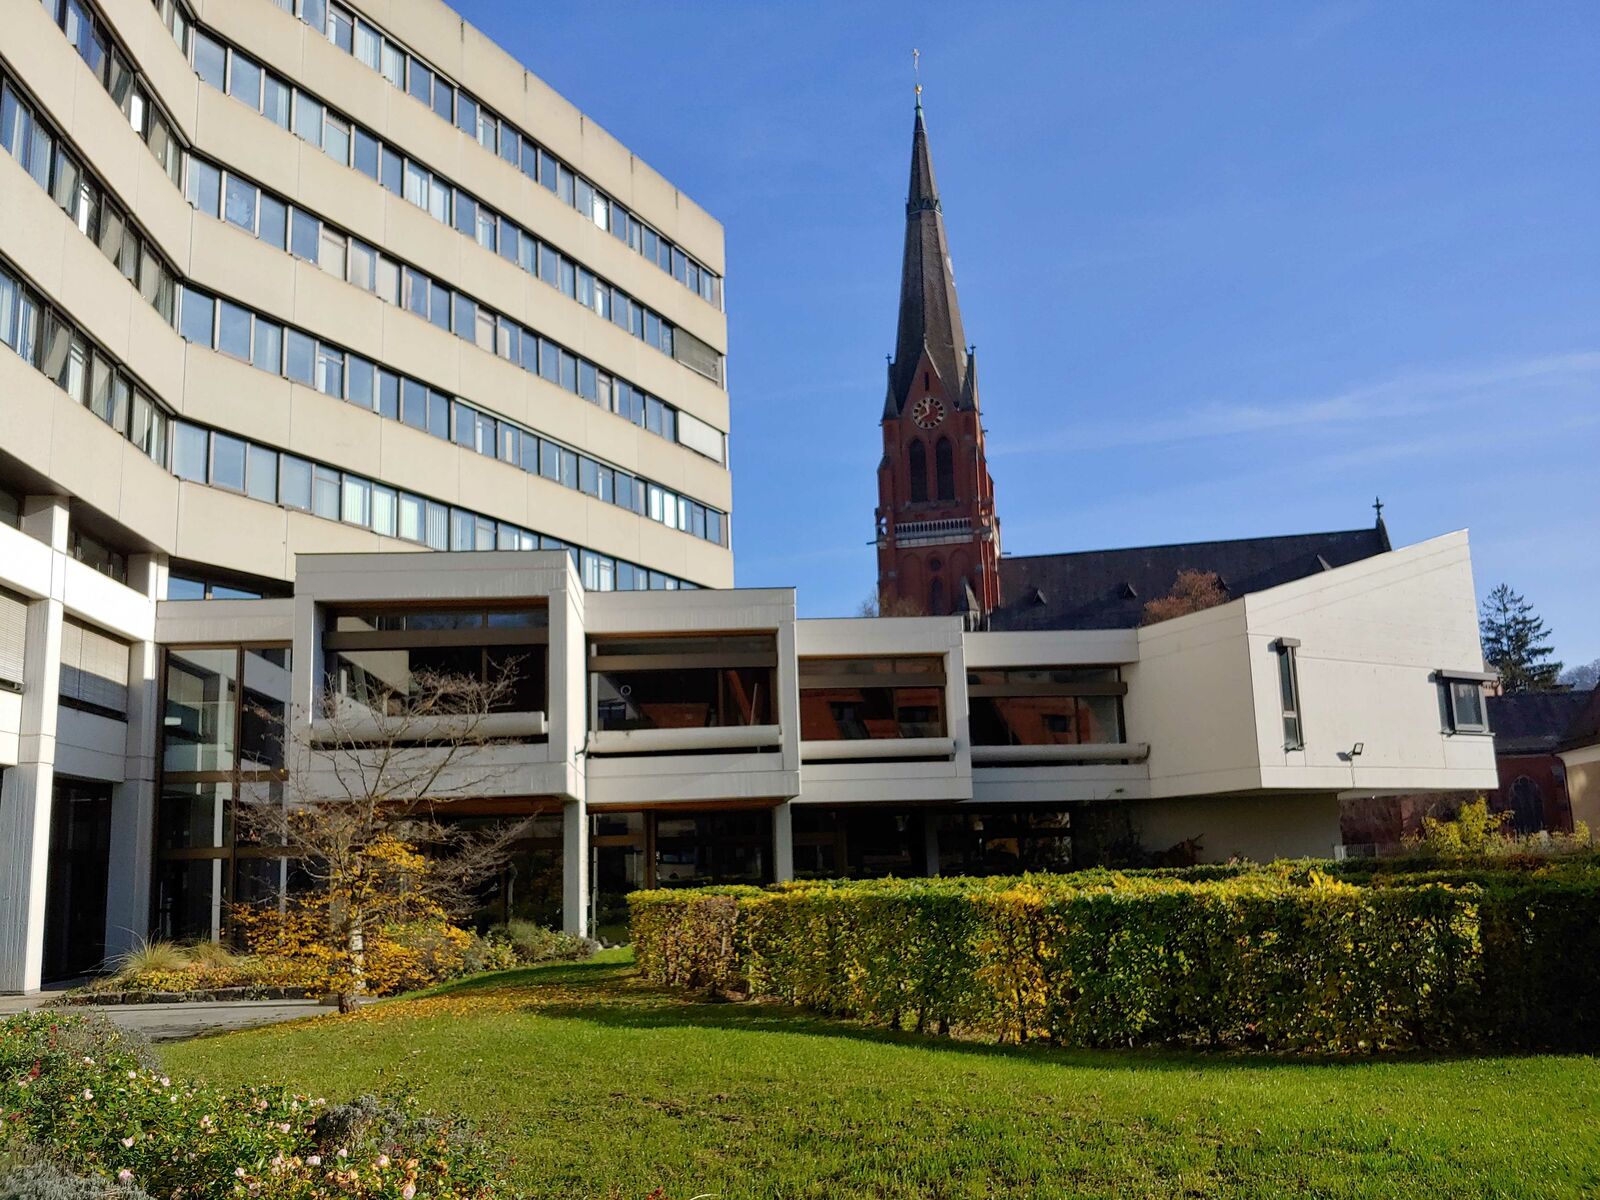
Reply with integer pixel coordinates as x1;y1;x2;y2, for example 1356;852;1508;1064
886;100;969;417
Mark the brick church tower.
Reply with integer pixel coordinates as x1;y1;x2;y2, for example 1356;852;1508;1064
875;100;1001;619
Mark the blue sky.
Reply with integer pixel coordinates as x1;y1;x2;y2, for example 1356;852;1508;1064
453;1;1599;667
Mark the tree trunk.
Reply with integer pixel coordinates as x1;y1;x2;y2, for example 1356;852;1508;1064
340;913;366;1014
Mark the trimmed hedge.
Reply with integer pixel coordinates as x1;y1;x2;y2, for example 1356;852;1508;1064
630;864;1600;1052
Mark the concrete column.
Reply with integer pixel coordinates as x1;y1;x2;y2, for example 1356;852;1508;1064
0;497;69;993
561;798;588;937
104;554;164;961
772;800;794;883
922;809;942;877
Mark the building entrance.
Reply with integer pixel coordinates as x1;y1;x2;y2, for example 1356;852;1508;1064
42;779;113;982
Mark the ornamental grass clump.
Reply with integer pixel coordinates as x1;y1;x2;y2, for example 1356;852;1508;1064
0;1011;506;1199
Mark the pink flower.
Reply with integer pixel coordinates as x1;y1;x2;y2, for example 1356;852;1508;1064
306;1156;321;1167
376;1155;390;1168
121;1136;135;1148
117;1170;134;1185
279;1123;291;1133
82;1088;93;1100
402;1185;416;1200
235;1167;246;1178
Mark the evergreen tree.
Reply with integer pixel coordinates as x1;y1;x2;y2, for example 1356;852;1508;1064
1480;583;1564;693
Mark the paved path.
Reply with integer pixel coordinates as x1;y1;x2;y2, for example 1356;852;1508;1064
0;994;328;1041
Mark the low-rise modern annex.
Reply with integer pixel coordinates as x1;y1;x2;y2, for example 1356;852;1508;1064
0;0;1499;992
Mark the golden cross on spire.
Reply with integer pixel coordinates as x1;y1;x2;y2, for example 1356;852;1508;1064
913;48;922;105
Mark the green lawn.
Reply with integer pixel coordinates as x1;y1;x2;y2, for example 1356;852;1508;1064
163;950;1600;1199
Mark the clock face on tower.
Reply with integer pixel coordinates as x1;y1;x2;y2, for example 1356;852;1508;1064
911;397;946;429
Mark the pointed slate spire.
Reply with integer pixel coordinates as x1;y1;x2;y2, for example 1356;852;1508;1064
886;101;969;417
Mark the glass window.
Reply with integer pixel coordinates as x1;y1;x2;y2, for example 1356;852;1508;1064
353;19;380;69
217;300;252;360
211;432;247;492
262;74;291;128
1446;678;1488;734
456;93;477;136
403;159;427;207
288;209;319;261
453;293;476;339
477;109;497;153
381;41;404;87
284;329;315;384
172;422;208;481
1277;643;1303;750
227;52;261;107
245;443;277;503
301;0;327;37
352;126;378;178
293;92;323;147
186;158;221;215
279;455;312;509
376;370;399;419
498;124;518;166
407;58;432;105
311;464;340;519
250;317;281;373
431;79;453;122
253;192;285;251
323;113;350;166
346;354;373;407
314;342;344;397
318;227;346;277
401;378;426;428
427;390;450;439
398;492;423;542
371;485;396;536
328;5;353;53
454;190;477;237
380;145;402;194
193;32;227;90
429;282;450;331
179;287;214;345
340;474;369;525
223;174;257;232
348;240;376;291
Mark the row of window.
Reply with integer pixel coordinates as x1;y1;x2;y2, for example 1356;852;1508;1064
1;58;725;545
183;150;726;465
39;0;182;187
0;251;698;594
181;23;723;385
0;60;726;575
0;69;180;315
0;58;727;553
169;420;690;593
0;260;170;465
173;284;726;548
255;0;722;310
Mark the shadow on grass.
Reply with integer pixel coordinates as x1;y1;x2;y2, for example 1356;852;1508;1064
389;953;1579;1071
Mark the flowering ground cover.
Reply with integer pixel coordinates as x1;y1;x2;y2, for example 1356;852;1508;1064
164;950;1600;1199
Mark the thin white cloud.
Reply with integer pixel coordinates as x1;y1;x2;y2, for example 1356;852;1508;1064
989;351;1600;456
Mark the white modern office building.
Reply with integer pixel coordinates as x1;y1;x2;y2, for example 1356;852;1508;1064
0;0;730;988
0;0;1500;992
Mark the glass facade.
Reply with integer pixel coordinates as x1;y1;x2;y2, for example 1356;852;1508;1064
798;657;945;740
967;667;1125;746
589;635;777;732
154;645;291;941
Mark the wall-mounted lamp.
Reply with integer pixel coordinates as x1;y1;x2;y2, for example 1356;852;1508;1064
1350;742;1365;758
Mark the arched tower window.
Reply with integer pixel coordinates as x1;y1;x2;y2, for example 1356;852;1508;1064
935;437;955;501
908;439;928;503
929;577;945;615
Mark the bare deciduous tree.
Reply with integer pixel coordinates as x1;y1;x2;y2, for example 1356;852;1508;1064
240;666;531;1010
